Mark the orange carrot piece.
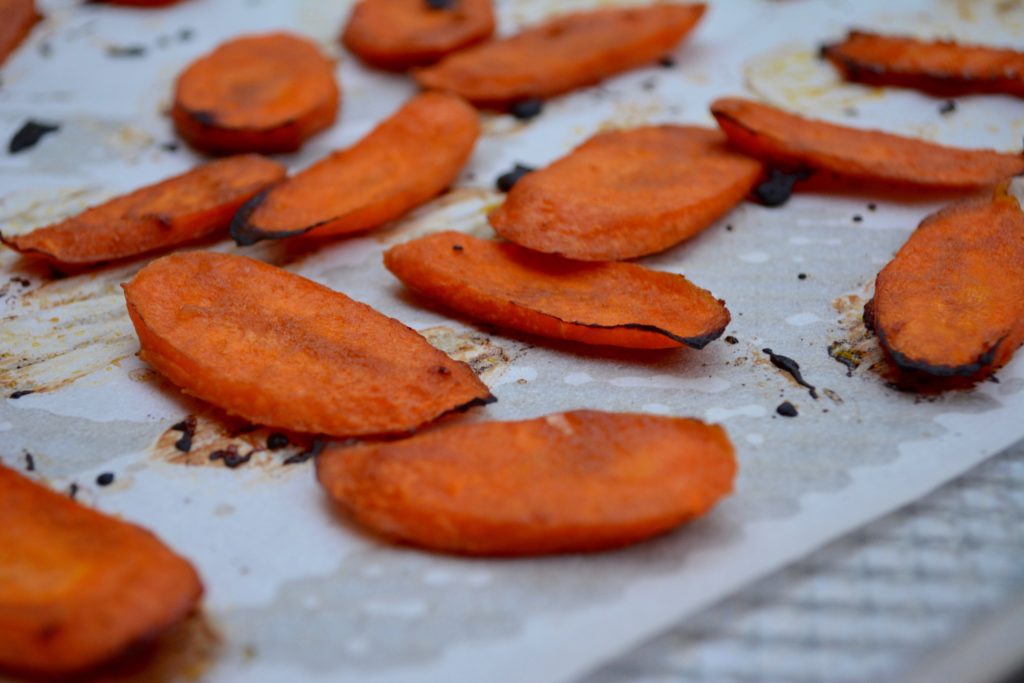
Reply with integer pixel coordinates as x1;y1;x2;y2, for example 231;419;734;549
172;32;340;155
711;97;1024;191
316;410;736;556
1;155;285;266
123;251;493;436
342;0;495;71
0;0;40;67
823;31;1024;98
384;231;730;349
0;463;202;677
413;4;705;109
866;180;1024;381
488;126;763;261
230;92;479;245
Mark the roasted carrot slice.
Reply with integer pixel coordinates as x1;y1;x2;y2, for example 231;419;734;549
711;97;1024;191
413;4;705;109
488;126;762;261
123;251;493;436
823;31;1024;98
230;92;478;245
0;0;40;67
865;179;1024;381
317;410;735;556
0;463;202;677
172;32;340;155
384;231;730;349
342;0;495;71
0;155;285;267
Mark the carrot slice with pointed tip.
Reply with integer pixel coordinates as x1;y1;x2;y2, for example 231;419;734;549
0;463;202;677
342;0;495;71
172;32;340;155
711;97;1024;191
123;251;493;436
488;126;763;261
384;231;730;349
0;0;40;67
317;410;735;556
0;155;285;266
823;31;1024;98
413;4;705;109
866;179;1024;382
230;92;479;245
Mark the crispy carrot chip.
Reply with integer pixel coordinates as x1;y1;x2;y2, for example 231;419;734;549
0;0;40;67
317;410;736;556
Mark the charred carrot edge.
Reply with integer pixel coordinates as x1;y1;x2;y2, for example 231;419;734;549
383;231;730;349
0;463;202;677
316;410;736;556
0;0;41;67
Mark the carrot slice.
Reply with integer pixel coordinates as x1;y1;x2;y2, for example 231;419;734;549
413;4;705;109
0;463;202;677
342;0;495;71
384;231;730;349
1;155;285;266
711;97;1024;191
0;0;40;67
866;179;1024;381
488;126;763;261
230;92;479;245
823;31;1024;98
123;251;494;436
316;410;735;556
172;32;340;155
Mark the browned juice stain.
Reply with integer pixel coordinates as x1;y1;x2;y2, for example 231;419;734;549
418;325;521;385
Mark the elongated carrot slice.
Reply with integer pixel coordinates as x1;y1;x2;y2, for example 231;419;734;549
711;97;1024;191
413;4;705;109
488;126;762;261
0;463;202;677
342;0;495;71
317;410;735;556
172;32;340;155
0;155;285;266
384;231;730;349
823;31;1024;98
123;251;493;436
0;0;40;67
230;92;479;245
865;179;1024;381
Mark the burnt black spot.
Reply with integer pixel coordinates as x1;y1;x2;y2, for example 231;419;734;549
452;244;464;252
161;141;180;152
763;348;818;398
798;273;807;280
283;438;325;466
210;445;251;469
510;98;544;120
106;45;147;58
496;164;536;192
776;401;798;417
96;472;114;486
266;432;289;450
867;202;877;211
435;365;452;376
754;169;809;208
179;28;194;42
725;224;734;232
658;56;675;68
24;452;35;472
190;110;218;126
8;120;60;154
171;416;197;453
852;214;863;223
9;390;34;399
939;100;957;115
724;335;739;345
68;482;79;500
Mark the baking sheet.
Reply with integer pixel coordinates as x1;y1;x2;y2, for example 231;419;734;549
2;0;1024;682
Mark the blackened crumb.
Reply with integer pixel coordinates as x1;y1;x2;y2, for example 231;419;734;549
724;335;739;345
24;452;35;471
283;438;325;466
510;98;543;120
496;164;536;192
171;416;197;452
178;28;194;41
763;348;818;398
725;224;734;232
8;120;60;154
12;276;30;287
106;45;147;58
96;472;115;486
939;100;957;115
210;445;251;469
161;141;180;152
852;214;863;223
776;401;798;417
658;56;675;68
9;390;34;399
754;169;808;208
68;482;79;499
266;432;289;450
843;107;858;117
867;202;877;212
798;273;807;280
641;78;656;91
452;244;464;252
38;42;53;58
817;43;829;59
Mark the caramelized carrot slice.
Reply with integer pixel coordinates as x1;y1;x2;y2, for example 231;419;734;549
384;231;730;349
488;126;762;261
823;31;1024;98
0;463;202;677
866;179;1024;381
123;251;493;436
0;0;40;67
1;155;285;267
317;410;736;556
230;92;479;245
414;4;705;109
172;32;340;155
711;97;1024;191
342;0;495;71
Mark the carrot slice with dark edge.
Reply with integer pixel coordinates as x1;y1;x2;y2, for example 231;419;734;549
384;231;730;349
230;92;479;245
865;178;1024;382
316;410;735;556
413;3;705;109
823;31;1024;99
0;463;202;677
1;155;285;266
711;97;1024;191
488;126;763;261
342;0;495;71
123;251;493;436
0;0;40;67
172;32;340;155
